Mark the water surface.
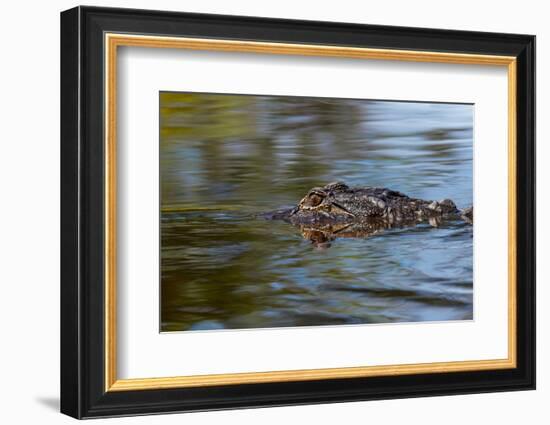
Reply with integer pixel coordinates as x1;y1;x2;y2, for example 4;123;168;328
160;93;473;332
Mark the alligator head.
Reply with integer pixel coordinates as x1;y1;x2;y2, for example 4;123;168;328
260;181;473;247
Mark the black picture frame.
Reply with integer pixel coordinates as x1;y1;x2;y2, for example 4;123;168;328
61;5;535;419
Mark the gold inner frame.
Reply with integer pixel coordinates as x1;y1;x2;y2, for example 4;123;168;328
104;33;517;392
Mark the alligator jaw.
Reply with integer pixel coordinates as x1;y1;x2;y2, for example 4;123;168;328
288;207;299;216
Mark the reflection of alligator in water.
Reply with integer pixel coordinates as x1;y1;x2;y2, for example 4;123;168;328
262;182;473;247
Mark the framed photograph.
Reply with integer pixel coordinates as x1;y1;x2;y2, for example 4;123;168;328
60;6;535;419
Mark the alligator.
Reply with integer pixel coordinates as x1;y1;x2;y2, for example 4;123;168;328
262;182;473;247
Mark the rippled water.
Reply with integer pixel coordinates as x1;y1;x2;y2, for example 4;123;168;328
160;93;473;332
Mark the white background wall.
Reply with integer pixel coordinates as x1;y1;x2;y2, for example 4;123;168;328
0;0;545;423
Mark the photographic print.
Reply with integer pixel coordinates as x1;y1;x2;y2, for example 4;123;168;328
61;9;535;417
160;92;474;332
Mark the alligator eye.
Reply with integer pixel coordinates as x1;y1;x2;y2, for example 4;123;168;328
304;191;324;207
309;194;323;206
